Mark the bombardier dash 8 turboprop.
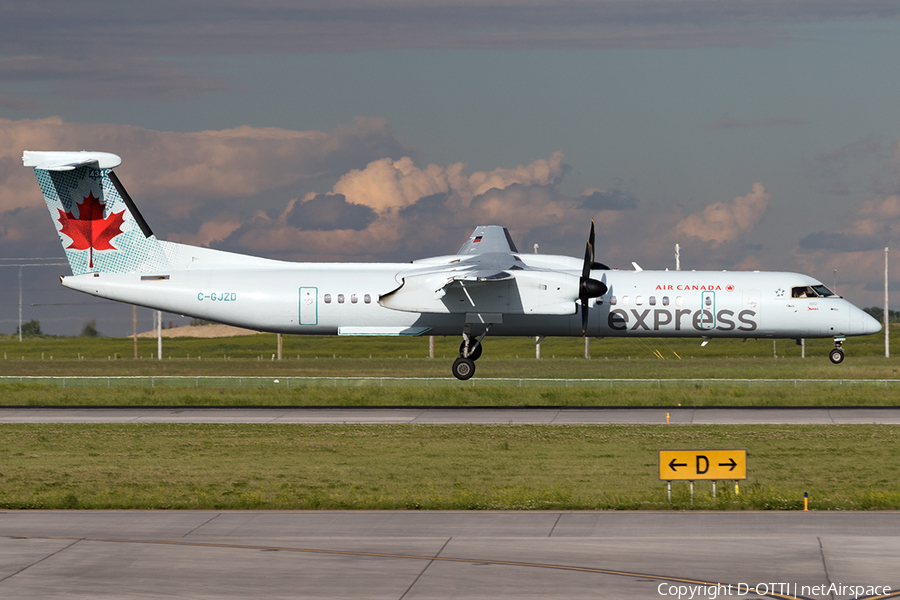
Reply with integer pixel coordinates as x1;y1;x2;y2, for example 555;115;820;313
25;151;881;379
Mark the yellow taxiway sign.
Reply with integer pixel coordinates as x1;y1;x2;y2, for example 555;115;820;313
659;449;746;480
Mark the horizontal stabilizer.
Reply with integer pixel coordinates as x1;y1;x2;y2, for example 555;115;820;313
23;151;122;171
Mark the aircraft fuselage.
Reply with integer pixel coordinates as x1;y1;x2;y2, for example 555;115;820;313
61;263;875;341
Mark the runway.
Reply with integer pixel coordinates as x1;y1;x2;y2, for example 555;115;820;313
2;406;900;424
1;511;899;599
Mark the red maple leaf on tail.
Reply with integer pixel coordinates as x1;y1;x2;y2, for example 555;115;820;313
57;191;125;268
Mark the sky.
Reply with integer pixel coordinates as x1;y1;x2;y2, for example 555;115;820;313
3;1;900;336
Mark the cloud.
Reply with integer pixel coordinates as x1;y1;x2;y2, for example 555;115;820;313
579;188;640;211
801;143;900;255
0;91;45;111
798;232;884;252
330;151;569;213
675;183;770;247
0;116;410;215
4;1;900;64
798;194;900;253
218;152;641;261
790;140;900;305
0;56;231;101
3;1;898;104
705;117;809;129
285;193;378;231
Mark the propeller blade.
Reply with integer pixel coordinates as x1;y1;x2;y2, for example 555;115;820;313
589;219;595;257
580;220;601;336
582;220;595;281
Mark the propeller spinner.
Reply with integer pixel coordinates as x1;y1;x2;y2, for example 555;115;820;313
579;220;608;335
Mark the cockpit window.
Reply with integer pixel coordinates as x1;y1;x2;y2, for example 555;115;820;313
792;285;836;299
811;285;835;297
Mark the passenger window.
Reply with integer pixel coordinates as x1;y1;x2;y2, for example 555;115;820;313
324;294;332;304
675;296;684;306
338;294;345;304
622;296;630;306
649;296;656;306
609;296;617;305
351;294;358;304
705;296;712;306
635;295;643;305
364;294;371;304
662;296;669;306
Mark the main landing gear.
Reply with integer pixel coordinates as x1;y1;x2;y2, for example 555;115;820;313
452;324;490;380
829;337;845;364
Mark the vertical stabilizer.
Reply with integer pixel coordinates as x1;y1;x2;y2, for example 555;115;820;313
24;151;171;275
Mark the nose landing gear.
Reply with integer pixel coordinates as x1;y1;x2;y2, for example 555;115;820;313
829;337;845;364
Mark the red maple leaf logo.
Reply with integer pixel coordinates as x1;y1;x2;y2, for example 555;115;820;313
57;191;125;268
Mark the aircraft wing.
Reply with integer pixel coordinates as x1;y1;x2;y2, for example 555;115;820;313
379;225;604;317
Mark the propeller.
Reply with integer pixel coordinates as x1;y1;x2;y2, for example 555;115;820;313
579;220;608;336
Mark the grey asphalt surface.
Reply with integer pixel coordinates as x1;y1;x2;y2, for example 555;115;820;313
1;511;899;599
2;406;900;424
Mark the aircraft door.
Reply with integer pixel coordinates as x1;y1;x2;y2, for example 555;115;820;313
299;287;317;326
699;291;715;330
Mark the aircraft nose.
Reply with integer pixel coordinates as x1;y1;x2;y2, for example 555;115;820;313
857;307;883;335
865;312;883;335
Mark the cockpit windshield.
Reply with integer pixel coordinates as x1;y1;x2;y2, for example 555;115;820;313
791;285;836;299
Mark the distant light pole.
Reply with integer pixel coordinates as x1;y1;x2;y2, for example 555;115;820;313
535;243;542;359
157;310;163;361
886;247;890;359
0;258;68;340
18;267;22;342
675;244;681;271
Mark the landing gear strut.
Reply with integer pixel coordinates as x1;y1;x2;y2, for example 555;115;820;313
829;337;845;364
458;340;483;361
452;323;491;380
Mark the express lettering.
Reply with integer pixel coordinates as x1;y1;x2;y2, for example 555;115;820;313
607;309;757;332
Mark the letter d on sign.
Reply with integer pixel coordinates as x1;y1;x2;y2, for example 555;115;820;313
696;455;709;474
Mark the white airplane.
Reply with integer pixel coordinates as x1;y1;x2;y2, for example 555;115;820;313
24;150;881;379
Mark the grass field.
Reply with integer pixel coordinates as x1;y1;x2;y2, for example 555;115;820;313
5;379;900;406
1;329;898;365
1;423;897;511
3;332;900;406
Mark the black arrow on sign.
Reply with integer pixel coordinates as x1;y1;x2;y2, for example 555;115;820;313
718;458;738;471
668;458;687;471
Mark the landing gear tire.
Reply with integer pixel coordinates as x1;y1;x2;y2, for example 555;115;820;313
459;341;483;361
452;357;476;380
829;348;845;364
